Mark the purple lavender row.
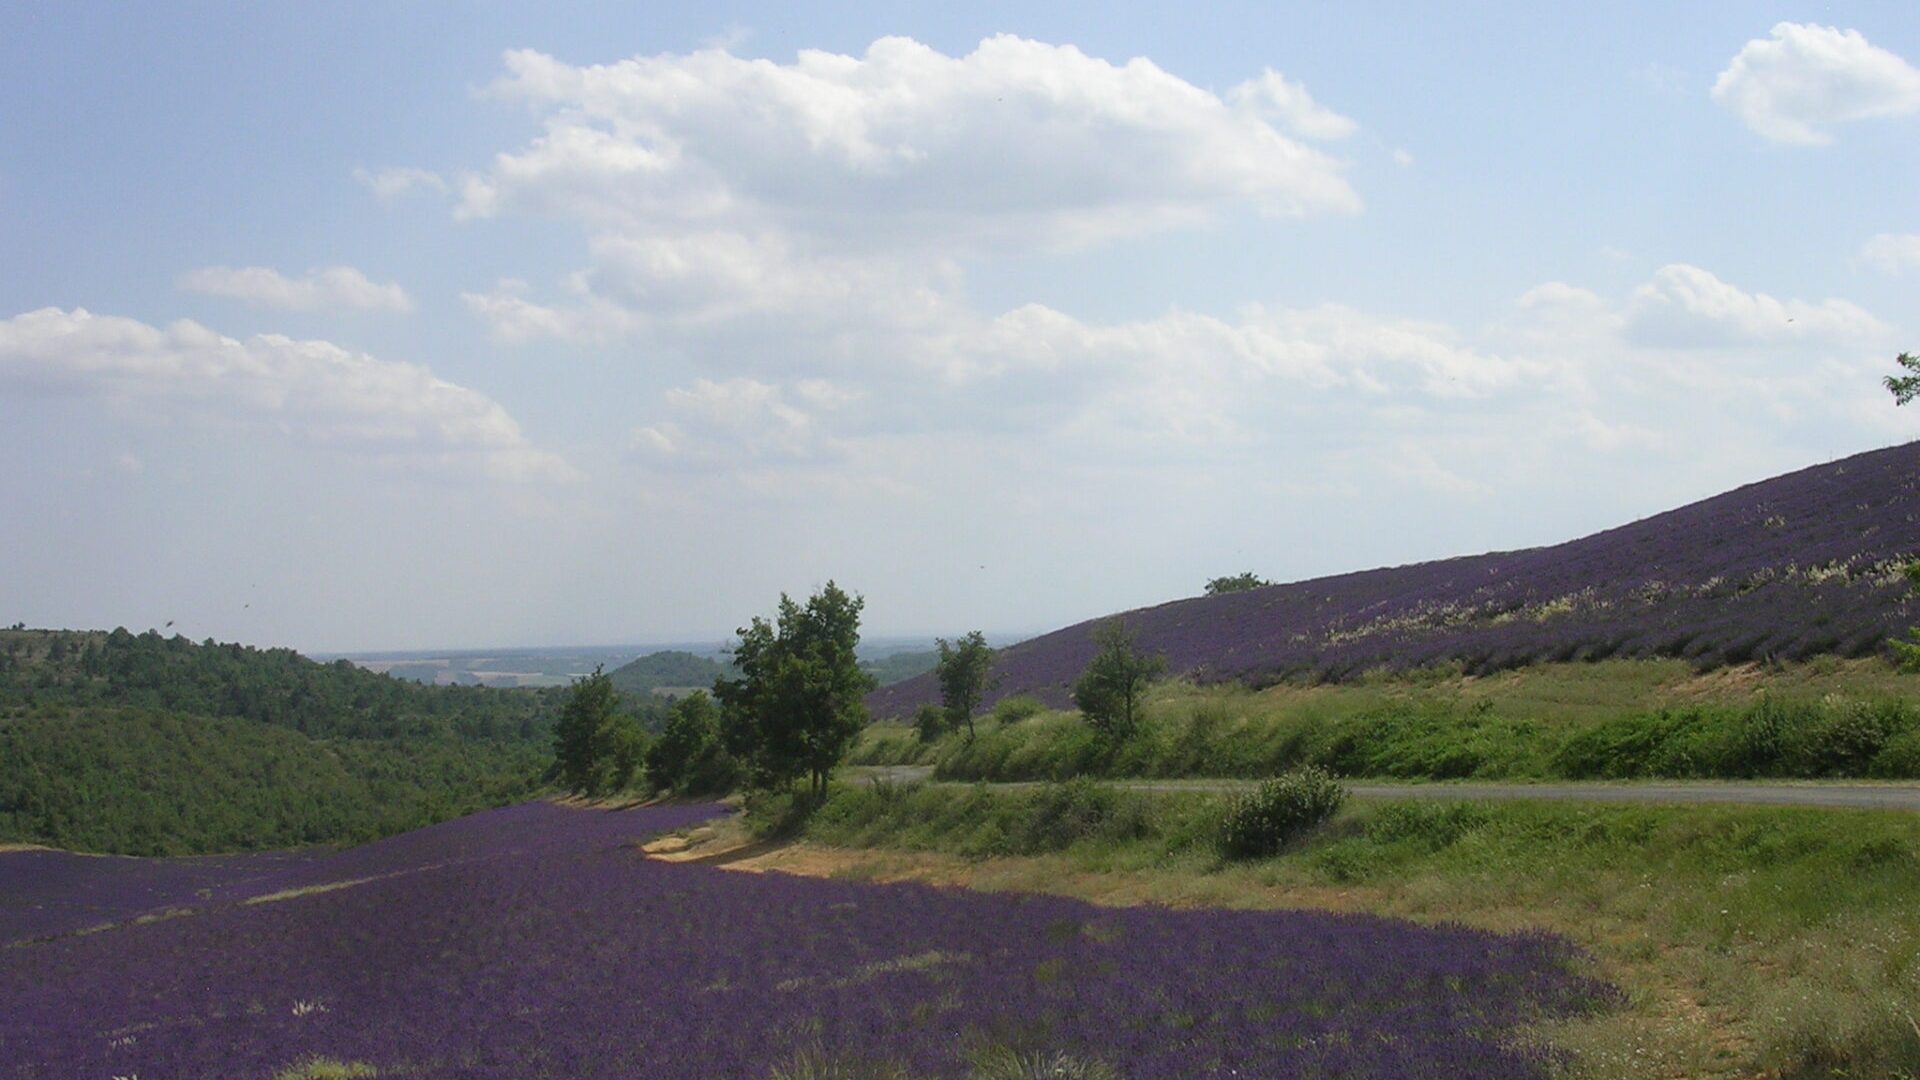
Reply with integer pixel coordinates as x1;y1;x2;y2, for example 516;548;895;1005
1;802;1612;1079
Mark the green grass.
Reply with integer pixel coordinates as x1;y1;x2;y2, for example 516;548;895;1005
850;657;1920;783
753;779;1920;1078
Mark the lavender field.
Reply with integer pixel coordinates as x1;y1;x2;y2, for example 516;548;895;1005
1;802;1613;1079
874;441;1920;715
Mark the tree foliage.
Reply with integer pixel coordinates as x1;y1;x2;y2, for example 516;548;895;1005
935;630;996;739
644;691;740;795
606;650;729;697
714;582;876;800
1071;620;1166;739
1884;352;1920;405
550;666;647;797
1205;572;1272;596
0;628;561;855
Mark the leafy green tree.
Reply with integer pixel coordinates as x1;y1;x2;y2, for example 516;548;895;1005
714;582;876;800
1072;620;1166;739
935;630;996;740
1888;353;1920;669
1884;352;1920;404
645;690;739;795
1204;571;1272;596
552;666;621;795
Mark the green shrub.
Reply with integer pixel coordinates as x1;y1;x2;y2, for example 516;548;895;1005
1872;727;1920;777
1790;700;1910;776
914;704;952;743
1219;767;1346;860
991;695;1047;725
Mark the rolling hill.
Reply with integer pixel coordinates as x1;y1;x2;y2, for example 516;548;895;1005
870;441;1920;717
0;629;564;854
605;649;729;698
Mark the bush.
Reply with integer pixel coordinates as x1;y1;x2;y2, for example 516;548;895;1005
991;695;1046;725
1792;700;1909;775
1871;727;1920;777
1219;767;1346;860
914;704;951;743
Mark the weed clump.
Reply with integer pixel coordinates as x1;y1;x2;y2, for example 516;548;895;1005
1219;767;1346;860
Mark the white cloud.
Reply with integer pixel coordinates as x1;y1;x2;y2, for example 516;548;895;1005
1228;70;1359;140
179;265;414;313
461;280;640;344
1863;232;1920;274
460;36;1360;249
1712;23;1920;144
0;308;573;484
631;376;851;469
1624;263;1887;347
1391;148;1415;168
353;166;449;200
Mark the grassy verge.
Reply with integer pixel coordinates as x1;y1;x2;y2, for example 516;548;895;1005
740;779;1920;1079
849;658;1920;783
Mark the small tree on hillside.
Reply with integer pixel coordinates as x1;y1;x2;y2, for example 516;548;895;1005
553;666;628;796
714;581;876;801
1205;572;1272;596
1072;620;1166;740
935;630;996;740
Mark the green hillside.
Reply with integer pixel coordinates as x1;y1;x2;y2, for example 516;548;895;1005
605;649;728;697
0;628;568;855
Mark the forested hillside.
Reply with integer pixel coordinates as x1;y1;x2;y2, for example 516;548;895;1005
605;649;727;698
0;629;571;855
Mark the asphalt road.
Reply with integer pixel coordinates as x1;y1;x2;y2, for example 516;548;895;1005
848;765;1920;811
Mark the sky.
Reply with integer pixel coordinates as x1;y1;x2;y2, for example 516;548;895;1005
3;2;1918;653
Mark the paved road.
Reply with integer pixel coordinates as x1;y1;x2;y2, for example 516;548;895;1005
848;765;1920;811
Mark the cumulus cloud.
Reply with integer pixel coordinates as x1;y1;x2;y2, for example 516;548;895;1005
1863;232;1920;274
1624;264;1887;348
460;36;1360;248
0;308;573;483
179;265;415;313
1713;23;1920;144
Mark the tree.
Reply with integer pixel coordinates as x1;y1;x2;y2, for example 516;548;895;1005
935;630;996;740
1071;620;1166;739
714;582;876;801
1885;352;1920;404
645;690;739;795
1887;353;1920;669
550;666;642;796
1204;572;1271;596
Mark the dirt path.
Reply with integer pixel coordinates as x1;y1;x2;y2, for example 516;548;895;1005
850;765;1920;811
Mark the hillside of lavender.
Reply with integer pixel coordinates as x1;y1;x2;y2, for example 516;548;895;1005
873;442;1920;716
1;802;1611;1079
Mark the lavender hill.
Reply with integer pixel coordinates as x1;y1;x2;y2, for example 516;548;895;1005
0;802;1612;1079
874;440;1920;715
